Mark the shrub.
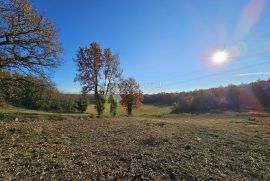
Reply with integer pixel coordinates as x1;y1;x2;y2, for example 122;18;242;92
75;94;88;113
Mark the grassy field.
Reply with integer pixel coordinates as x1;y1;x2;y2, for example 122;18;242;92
87;104;172;116
0;107;89;117
0;114;269;180
0;104;171;118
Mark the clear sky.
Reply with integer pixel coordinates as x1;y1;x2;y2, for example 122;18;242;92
33;0;270;94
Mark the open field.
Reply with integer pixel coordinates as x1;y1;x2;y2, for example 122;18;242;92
86;104;172;116
0;107;89;117
0;104;171;118
0;114;270;180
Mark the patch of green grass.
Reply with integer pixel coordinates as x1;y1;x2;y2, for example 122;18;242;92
86;103;172;116
0;104;171;118
0;107;54;115
0;107;91;118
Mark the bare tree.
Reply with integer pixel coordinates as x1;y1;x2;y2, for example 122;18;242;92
119;77;143;116
102;48;122;99
0;0;63;78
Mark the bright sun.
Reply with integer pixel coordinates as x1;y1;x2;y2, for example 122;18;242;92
212;50;229;64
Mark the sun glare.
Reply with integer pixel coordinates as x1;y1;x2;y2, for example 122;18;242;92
212;50;229;64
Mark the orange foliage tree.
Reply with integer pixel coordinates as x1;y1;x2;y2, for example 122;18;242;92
119;77;143;116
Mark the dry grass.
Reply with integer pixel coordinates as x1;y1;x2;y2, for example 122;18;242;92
0;115;270;180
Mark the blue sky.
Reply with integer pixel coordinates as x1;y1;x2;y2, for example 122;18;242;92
33;0;270;93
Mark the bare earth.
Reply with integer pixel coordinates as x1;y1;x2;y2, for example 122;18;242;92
0;115;270;180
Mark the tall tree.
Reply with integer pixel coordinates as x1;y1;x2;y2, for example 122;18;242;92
75;42;103;115
0;0;62;78
119;77;143;116
74;42;121;116
102;48;122;99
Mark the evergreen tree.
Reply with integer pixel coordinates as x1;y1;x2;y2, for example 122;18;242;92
76;94;88;113
108;95;118;116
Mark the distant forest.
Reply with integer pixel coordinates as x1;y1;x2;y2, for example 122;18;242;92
144;79;270;113
1;71;270;113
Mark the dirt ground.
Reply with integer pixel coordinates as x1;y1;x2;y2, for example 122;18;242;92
0;114;269;180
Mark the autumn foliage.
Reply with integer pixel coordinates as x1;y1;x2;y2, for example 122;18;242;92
143;79;270;113
0;72;78;112
119;78;143;115
0;0;63;78
74;42;121;116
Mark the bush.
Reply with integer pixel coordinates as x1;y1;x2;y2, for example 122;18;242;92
75;94;88;113
110;98;118;116
95;95;106;116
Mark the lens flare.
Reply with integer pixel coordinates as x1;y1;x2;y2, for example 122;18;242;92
212;50;229;64
234;0;265;39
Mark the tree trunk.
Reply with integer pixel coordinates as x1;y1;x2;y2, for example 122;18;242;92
127;104;132;116
94;76;101;116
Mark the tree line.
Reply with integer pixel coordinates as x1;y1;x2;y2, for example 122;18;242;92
0;0;143;116
0;72;89;112
144;79;270;113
